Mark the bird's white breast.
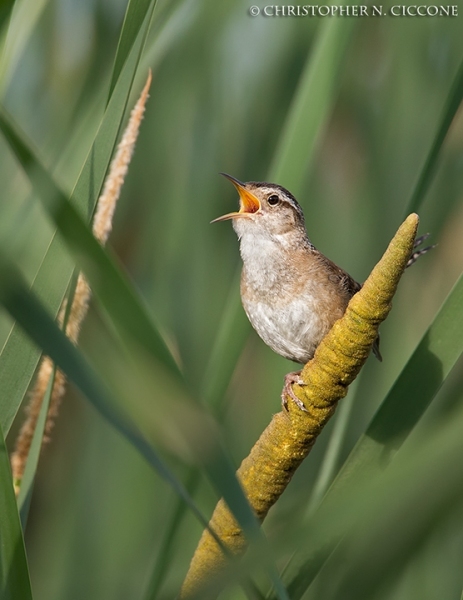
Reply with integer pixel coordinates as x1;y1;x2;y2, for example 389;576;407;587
241;292;326;364
237;226;332;364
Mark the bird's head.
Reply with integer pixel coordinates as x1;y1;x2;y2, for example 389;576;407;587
212;173;306;240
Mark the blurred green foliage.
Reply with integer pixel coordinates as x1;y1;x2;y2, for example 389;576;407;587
0;0;463;598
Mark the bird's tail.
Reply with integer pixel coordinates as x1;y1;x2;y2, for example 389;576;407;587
406;233;436;268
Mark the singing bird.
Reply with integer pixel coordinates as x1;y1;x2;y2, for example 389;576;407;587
212;173;432;411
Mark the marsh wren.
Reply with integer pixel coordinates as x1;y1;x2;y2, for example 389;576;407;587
212;173;432;411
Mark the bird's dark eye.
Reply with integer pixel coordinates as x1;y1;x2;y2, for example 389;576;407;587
268;194;280;206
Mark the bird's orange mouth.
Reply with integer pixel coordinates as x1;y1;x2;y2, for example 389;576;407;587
211;173;261;223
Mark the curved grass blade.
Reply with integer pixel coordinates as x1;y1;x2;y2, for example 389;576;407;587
0;320;44;437
201;270;248;410
143;471;201;600
145;282;248;599
405;57;463;215
271;271;463;599
303;403;463;600
0;258;213;536
0;0;49;95
107;0;156;101
0;16;154;435
305;376;361;517
267;400;463;599
0;105;181;378
0;425;32;600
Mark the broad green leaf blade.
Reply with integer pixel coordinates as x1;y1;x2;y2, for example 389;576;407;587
0;259;211;535
0;425;32;600
0;105;181;378
277;271;463;599
269;0;359;196
68;11;153;221
0;323;47;436
406;57;463;215
359;276;463;451
0;0;15;34
0;13;155;434
151;281;246;598
305;377;361;517
143;471;201;600
268;403;463;599
302;404;463;600
108;0;155;101
339;273;463;473
201;272;248;409
0;0;48;95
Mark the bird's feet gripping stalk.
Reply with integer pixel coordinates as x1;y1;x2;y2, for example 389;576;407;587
281;371;308;413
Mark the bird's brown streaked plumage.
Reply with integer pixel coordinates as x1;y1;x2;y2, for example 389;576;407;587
213;174;431;410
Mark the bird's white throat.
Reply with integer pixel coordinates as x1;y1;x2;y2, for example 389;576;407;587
233;220;301;293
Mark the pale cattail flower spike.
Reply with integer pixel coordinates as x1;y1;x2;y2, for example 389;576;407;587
11;71;153;496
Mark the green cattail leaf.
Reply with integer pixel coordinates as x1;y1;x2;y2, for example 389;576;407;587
0;258;210;533
269;0;359;197
273;271;463;599
405;57;463;215
0;6;154;434
108;0;157;101
0;423;32;600
269;393;463;599
0;104;181;377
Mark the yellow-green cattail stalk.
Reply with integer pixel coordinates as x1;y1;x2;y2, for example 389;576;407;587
180;213;419;598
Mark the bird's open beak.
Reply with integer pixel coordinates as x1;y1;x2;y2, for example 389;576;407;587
211;173;261;223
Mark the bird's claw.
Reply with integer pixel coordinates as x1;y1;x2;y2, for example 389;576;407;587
281;371;308;413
